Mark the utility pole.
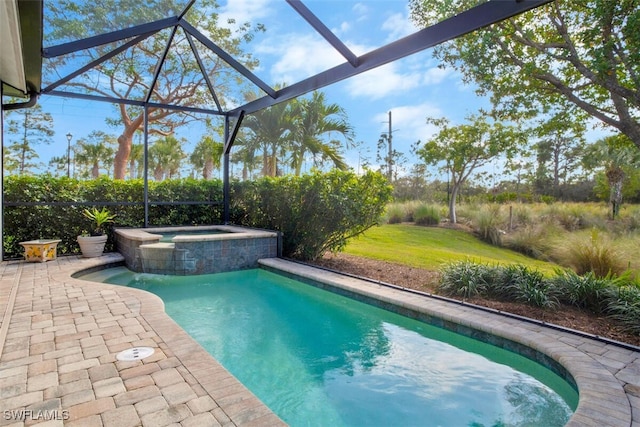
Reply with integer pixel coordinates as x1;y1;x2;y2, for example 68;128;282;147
387;111;392;182
378;110;397;182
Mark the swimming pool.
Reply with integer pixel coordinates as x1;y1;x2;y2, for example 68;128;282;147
83;266;577;426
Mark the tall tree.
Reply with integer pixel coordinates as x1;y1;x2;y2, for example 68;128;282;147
287;91;353;175
416;114;523;223
45;0;262;179
410;0;640;149
3;103;54;175
74;131;116;178
533;110;587;198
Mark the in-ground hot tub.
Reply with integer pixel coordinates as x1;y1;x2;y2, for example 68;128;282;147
115;225;280;275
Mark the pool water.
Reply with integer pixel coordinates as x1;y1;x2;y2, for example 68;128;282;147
88;267;577;426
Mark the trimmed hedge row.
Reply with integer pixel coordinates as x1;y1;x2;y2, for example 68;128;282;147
3;170;392;261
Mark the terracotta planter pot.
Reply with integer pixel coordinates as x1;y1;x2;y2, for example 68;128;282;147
77;235;108;258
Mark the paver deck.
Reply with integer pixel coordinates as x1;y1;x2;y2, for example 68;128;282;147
0;254;638;426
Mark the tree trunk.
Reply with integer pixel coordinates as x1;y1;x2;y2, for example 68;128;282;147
113;116;144;179
610;179;624;219
606;167;625;220
448;183;460;224
114;133;133;179
203;159;213;179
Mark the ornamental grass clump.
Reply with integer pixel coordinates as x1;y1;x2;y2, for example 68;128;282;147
471;204;503;246
504;224;554;260
414;204;441;226
556;228;625;278
385;204;404;224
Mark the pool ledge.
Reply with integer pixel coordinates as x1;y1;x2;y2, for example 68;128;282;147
0;254;285;426
259;258;640;427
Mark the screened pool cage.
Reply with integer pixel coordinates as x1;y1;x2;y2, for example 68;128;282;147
1;0;551;258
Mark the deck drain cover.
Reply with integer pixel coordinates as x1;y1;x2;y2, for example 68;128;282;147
116;347;155;361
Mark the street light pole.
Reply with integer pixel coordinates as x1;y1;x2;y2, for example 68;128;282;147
66;132;72;177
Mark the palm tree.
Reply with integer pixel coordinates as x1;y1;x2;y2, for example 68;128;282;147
128;142;144;180
190;135;223;179
288;91;353;175
74;131;116;178
584;134;640;219
241;86;294;177
148;136;186;180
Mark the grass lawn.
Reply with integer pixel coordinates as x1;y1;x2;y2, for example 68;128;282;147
344;223;559;274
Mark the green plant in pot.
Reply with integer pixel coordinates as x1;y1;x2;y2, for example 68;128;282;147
77;207;116;257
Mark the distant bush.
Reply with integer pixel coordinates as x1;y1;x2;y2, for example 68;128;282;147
504;225;554;260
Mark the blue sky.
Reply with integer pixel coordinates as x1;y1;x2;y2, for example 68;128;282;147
9;1;525;178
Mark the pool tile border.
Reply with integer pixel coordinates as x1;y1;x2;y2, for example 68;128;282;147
259;258;640;427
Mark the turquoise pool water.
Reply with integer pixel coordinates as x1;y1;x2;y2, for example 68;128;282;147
85;267;577;426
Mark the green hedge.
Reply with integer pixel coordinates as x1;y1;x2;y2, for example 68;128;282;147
3;171;392;261
3;175;222;258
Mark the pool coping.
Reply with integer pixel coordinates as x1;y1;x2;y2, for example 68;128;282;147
259;258;640;427
1;254;638;426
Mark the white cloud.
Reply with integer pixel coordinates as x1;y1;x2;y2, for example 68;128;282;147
422;67;449;85
346;61;452;101
218;0;274;28
352;3;370;22
381;11;419;43
346;63;421;100
378;103;442;144
257;33;345;84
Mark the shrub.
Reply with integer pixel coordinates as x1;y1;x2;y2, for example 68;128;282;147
234;169;393;260
4;171;392;261
438;260;498;298
414;204;441;226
